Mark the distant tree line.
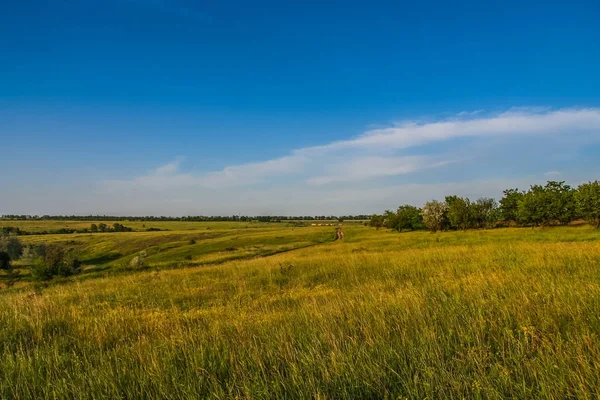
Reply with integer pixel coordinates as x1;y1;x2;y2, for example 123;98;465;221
1;215;371;222
0;223;139;236
370;180;600;232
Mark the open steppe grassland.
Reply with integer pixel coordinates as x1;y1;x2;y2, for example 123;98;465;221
1;222;600;398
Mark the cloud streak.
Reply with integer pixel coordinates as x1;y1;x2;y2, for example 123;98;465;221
104;107;600;194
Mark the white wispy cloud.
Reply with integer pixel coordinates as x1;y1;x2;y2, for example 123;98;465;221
320;107;600;151
305;156;453;185
104;107;600;194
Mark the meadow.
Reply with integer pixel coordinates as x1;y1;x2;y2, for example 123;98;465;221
1;222;600;398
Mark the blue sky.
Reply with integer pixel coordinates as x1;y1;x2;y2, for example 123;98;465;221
1;0;600;215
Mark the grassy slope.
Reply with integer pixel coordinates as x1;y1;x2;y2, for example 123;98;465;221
1;225;600;398
11;225;336;278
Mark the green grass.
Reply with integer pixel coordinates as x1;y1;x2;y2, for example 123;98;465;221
0;219;363;233
1;223;600;398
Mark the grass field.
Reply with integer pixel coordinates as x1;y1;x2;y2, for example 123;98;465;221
1;222;600;398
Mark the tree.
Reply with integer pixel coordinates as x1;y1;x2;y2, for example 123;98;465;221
544;181;577;226
383;210;398;229
516;182;576;227
575;181;600;228
446;196;471;230
369;214;385;230
98;223;108;232
90;224;98;233
395;205;424;232
0;235;23;260
517;185;545;227
499;189;524;226
421;200;448;232
471;197;498;228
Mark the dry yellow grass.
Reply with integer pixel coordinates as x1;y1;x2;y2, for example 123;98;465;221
1;224;600;398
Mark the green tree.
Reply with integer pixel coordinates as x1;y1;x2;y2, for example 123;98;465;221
98;223;108;232
383;210;398;229
516;182;576;227
517;185;545;227
544;181;577;225
445;196;471;230
499;189;524;226
575;181;600;228
471;197;498;228
369;214;385;230
90;224;98;233
395;205;424;232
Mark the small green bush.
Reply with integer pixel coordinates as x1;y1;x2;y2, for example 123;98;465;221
29;245;82;281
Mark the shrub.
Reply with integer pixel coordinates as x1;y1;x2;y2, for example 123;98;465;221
0;235;23;260
0;252;11;271
30;259;56;281
22;244;47;262
29;245;82;281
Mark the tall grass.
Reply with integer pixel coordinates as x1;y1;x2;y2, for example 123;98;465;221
1;226;600;398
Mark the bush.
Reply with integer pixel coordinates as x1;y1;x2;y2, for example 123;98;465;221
30;260;55;281
21;244;47;262
0;235;23;260
29;245;82;281
0;252;11;271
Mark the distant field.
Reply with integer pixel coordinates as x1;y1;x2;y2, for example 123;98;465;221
0;218;364;233
1;222;600;398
